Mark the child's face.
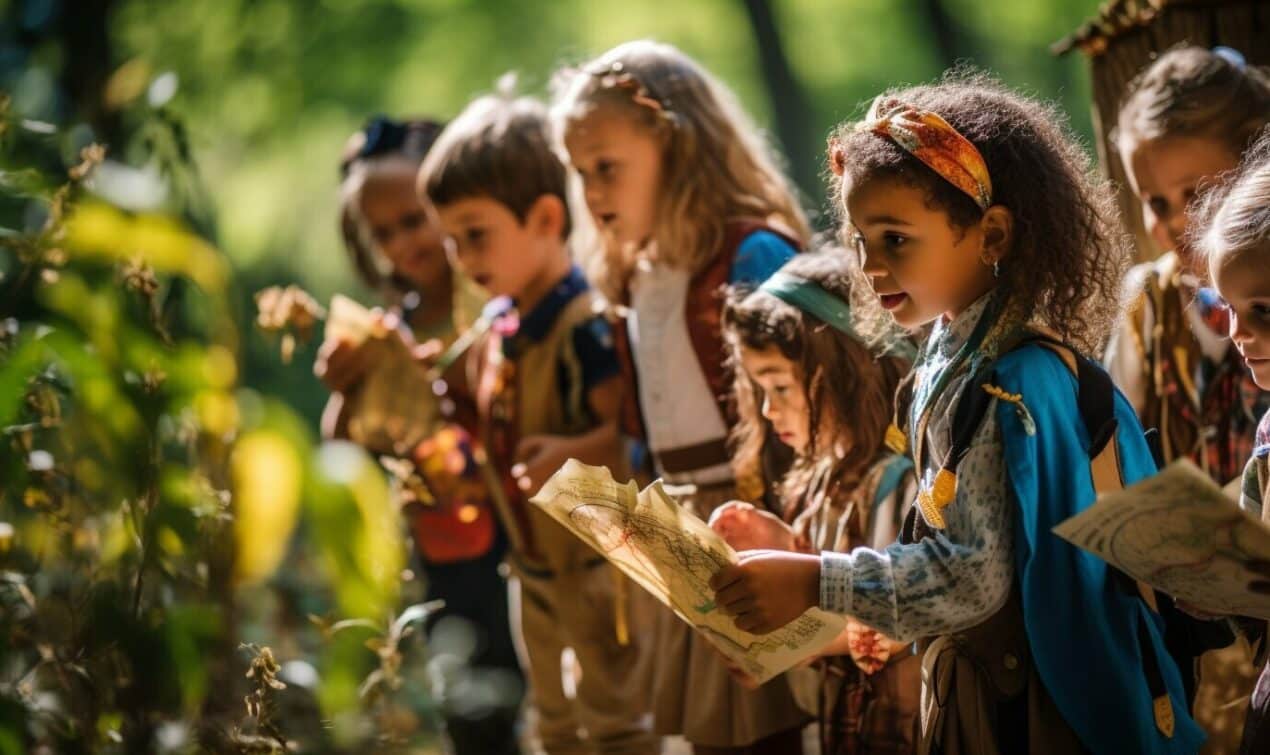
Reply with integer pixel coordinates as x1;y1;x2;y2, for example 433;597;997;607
1120;136;1240;272
429;195;561;304
359;171;450;291
564;110;663;249
739;344;810;454
1211;248;1270;388
843;176;996;329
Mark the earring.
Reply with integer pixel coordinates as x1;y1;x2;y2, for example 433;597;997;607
980;252;999;278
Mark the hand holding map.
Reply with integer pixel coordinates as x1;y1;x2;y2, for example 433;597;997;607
1053;459;1270;619
324;295;439;456
530;460;846;684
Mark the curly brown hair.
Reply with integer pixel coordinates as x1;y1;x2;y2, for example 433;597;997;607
828;70;1132;355
723;251;912;512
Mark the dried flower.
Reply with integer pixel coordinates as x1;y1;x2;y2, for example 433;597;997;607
121;258;160;297
68;143;106;182
255;285;326;363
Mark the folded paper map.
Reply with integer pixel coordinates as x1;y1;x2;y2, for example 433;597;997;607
1053;459;1270;619
325;295;438;457
531;460;846;684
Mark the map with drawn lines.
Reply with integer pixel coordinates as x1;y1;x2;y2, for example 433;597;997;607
531;460;846;684
1053;459;1270;619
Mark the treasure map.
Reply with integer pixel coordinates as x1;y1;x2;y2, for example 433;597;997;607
326;295;439;457
1053;459;1270;619
531;460;847;684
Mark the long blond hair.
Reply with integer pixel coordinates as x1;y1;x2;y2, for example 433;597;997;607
552;40;810;301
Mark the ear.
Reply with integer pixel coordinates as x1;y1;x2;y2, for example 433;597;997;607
978;204;1014;263
526;194;568;241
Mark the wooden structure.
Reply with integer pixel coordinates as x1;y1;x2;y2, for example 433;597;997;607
1053;0;1270;261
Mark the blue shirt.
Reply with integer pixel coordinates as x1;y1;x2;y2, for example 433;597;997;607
730;230;796;286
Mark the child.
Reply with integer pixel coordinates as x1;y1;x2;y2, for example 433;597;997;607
1107;45;1270;485
1106;46;1270;745
417;89;654;755
711;74;1206;753
710;251;921;754
553;40;812;754
314;116;520;755
1191;132;1270;754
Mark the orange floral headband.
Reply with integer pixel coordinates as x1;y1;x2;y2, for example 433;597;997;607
836;97;993;210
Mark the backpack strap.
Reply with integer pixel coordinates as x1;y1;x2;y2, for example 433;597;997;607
934;332;1175;737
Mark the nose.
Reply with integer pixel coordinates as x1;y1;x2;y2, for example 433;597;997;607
382;229;410;262
1145;207;1180;254
1230;311;1253;349
583;179;604;213
760;394;778;423
1165;212;1187;249
443;237;468;272
858;242;887;279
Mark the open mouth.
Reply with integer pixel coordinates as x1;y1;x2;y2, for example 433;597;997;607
473;273;493;287
878;292;908;311
598;212;617;227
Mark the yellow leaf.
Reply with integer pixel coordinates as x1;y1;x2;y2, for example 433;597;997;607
195;389;240;438
232;430;302;585
103;58;151;110
64;201;227;292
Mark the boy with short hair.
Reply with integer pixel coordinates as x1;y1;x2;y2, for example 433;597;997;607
419;91;653;755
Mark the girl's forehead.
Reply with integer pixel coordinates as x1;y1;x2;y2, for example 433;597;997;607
843;176;928;224
739;343;796;373
567;107;644;140
1214;246;1270;296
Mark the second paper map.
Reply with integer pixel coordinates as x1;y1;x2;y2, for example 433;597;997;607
531;460;845;684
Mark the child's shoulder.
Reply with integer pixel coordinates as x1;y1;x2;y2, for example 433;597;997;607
992;341;1079;393
563;295;619;392
728;227;798;285
989;341;1106;427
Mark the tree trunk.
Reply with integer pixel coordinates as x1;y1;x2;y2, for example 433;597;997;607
737;0;820;207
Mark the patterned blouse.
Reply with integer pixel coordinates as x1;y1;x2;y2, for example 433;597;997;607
820;294;1015;642
1239;410;1270;522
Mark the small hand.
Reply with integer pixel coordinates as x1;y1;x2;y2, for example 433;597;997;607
709;501;797;552
710;550;821;634
845;620;892;675
314;338;376;393
512;435;573;496
315;310;433;392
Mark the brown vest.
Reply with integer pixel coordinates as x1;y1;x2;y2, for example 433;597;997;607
474;290;612;573
1127;252;1269;483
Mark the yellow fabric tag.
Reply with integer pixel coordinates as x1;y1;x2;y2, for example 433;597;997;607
885;423;908;455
